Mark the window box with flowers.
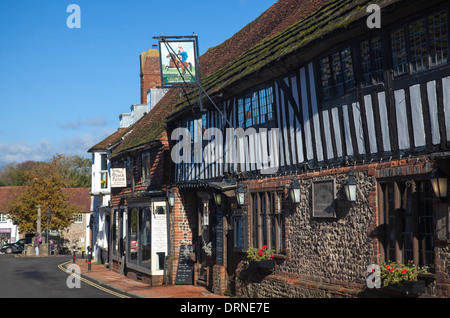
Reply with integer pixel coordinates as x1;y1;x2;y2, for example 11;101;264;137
247;245;276;269
378;261;432;295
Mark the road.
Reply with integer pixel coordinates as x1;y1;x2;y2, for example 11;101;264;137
0;254;128;298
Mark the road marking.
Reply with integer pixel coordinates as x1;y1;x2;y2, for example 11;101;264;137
58;260;131;298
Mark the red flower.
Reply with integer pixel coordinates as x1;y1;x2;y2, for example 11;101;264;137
259;251;263;256
386;265;390;269
270;255;274;258
402;268;407;274
262;245;268;250
390;268;395;272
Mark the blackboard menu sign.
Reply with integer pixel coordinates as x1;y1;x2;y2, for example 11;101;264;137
216;208;224;266
175;245;195;285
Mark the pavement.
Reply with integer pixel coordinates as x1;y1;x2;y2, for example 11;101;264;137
62;255;229;298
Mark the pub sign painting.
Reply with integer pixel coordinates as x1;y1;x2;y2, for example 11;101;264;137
159;40;197;87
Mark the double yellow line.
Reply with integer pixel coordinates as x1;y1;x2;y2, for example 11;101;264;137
58;260;131;298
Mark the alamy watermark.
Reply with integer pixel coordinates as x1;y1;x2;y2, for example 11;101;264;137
366;4;381;29
65;264;81;289
171;127;280;175
366;264;381;289
66;4;81;29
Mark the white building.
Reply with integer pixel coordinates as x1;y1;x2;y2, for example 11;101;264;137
0;187;20;245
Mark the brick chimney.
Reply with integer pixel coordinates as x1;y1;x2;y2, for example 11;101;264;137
140;48;161;105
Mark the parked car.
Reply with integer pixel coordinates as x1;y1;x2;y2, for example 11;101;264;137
0;242;23;254
14;238;32;249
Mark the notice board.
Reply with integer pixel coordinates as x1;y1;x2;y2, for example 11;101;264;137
175;245;195;285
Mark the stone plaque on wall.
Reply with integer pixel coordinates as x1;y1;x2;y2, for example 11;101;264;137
312;179;336;218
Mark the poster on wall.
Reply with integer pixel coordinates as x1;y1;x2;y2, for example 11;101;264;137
159;40;197;87
151;201;168;272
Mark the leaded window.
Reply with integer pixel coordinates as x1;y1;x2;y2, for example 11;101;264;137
319;57;332;100
332;52;344;96
429;10;448;66
142;151;151;181
379;180;435;267
341;47;355;91
391;10;449;76
391;27;408;76
237;86;275;128
409;18;428;73
319;48;355;100
250;191;285;254
360;40;372;86
372;36;384;82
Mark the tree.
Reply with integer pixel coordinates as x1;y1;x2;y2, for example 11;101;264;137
0;161;44;186
55;154;92;188
6;155;83;234
0;154;91;187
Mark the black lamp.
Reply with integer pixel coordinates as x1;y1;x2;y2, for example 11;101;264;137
430;169;448;199
289;177;301;204
214;193;222;206
168;190;175;207
344;170;357;202
235;185;246;206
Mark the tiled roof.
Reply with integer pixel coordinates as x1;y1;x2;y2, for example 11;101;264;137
171;0;395;113
109;0;331;158
109;88;182;158
199;0;331;77
88;128;129;152
0;187;91;213
0;187;20;212
63;188;91;213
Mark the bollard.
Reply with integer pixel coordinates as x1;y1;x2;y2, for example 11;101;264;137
88;248;92;272
73;250;76;263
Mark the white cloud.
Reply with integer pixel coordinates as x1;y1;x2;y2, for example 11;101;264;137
0;129;114;168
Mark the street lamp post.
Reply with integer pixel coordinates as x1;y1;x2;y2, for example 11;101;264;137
45;209;51;255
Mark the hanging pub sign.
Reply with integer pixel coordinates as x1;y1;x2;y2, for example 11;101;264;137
110;168;126;188
157;36;199;87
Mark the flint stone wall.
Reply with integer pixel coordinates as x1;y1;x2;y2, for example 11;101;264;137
236;170;377;298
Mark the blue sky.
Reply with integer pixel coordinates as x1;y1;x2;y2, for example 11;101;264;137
0;0;277;167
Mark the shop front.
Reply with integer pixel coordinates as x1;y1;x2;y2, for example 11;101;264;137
0;227;12;245
110;196;169;285
172;180;238;295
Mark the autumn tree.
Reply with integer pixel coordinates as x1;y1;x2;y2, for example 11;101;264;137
55;154;92;188
0;154;91;187
0;161;44;186
6;155;83;234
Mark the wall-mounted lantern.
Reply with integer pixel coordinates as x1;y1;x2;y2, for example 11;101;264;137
289;177;301;205
235;185;246;206
214;193;222;206
430;169;448;199
344;170;357;202
168;189;175;208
